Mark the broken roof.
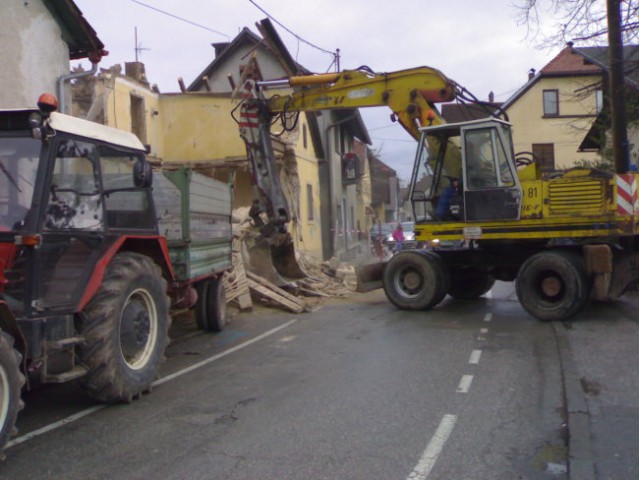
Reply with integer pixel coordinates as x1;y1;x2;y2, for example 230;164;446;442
42;0;106;60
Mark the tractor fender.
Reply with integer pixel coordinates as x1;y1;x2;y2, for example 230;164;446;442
77;235;175;312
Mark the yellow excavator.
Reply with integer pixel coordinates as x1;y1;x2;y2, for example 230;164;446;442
235;60;455;284
237;58;639;322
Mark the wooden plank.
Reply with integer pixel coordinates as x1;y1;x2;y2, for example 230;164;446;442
248;278;305;313
245;271;306;305
245;270;307;313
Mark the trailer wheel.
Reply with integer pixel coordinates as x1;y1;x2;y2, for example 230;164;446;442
448;271;495;299
195;277;227;332
383;251;449;310
0;331;24;456
516;250;591;322
79;253;170;403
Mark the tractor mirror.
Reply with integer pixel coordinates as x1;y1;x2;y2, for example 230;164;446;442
133;159;152;188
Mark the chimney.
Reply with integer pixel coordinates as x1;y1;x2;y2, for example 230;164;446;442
125;62;149;86
488;91;495;103
528;68;536;80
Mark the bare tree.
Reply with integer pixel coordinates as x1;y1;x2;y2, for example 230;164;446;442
516;0;639;46
517;0;638;171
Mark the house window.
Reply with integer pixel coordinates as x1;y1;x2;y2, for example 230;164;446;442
543;90;559;116
303;124;308;149
130;95;147;144
306;184;314;220
532;143;555;173
595;89;604;113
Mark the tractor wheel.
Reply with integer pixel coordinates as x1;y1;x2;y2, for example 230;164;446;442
79;253;170;403
516;250;591;322
195;277;227;332
448;271;495;299
383;251;449;310
0;331;25;456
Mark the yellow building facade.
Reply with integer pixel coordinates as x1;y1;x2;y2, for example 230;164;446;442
506;75;601;170
503;46;604;172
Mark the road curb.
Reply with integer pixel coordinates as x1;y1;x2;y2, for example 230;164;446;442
554;323;596;480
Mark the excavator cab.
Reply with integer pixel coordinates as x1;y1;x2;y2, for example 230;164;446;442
410;118;522;226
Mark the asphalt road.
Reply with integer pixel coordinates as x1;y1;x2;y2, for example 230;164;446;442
2;282;636;479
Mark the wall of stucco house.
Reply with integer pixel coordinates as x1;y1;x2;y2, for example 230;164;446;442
289;114;323;259
353;138;372;241
506;75;601;170
158;93;243;163
0;0;70;108
74;66;163;158
314;111;362;259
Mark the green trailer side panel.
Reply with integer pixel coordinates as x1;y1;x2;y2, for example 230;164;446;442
154;168;232;282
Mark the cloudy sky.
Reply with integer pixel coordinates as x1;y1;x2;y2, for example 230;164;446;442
72;0;561;180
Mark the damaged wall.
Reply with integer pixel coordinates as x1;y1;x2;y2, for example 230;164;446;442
0;0;69;108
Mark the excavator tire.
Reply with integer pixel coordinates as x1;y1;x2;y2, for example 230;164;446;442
515;250;591;322
79;253;171;403
383;251;449;310
448;271;495;299
0;330;25;457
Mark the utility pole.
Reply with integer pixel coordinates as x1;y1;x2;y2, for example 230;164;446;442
607;0;629;173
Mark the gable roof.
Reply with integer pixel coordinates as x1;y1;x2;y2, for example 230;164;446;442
539;45;602;76
188;19;371;145
43;0;106;60
187;27;263;91
574;45;639;88
502;43;639;110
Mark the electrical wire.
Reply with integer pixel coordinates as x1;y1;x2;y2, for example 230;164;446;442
246;0;335;56
129;0;230;40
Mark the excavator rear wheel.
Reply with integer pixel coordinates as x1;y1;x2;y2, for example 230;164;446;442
516;250;591;322
383;251;449;310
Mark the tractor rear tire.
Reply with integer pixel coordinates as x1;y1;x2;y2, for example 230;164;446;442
448;271;495;299
383;251;449;310
516;250;591;322
195;277;227;332
0;331;24;457
79;253;170;403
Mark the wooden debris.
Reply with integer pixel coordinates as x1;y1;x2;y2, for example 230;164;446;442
223;233;253;311
246;271;307;313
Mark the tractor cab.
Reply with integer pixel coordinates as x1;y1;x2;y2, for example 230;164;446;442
410;117;523;224
0;96;154;320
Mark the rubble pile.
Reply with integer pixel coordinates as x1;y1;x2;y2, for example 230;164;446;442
223;208;358;313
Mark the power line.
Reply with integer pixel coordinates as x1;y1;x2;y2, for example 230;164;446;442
130;0;230;40
247;0;335;56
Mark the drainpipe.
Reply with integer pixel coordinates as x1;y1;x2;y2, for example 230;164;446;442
323;113;358;259
57;61;99;114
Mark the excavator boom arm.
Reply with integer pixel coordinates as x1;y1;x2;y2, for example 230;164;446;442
265;66;457;139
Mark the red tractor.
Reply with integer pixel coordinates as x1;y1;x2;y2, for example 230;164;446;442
0;95;231;453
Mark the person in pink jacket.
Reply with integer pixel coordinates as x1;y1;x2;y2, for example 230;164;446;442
392;223;405;252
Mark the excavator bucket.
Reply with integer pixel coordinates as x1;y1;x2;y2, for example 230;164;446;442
355;261;386;292
246;238;307;286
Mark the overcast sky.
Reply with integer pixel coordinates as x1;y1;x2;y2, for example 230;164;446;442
72;0;560;180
